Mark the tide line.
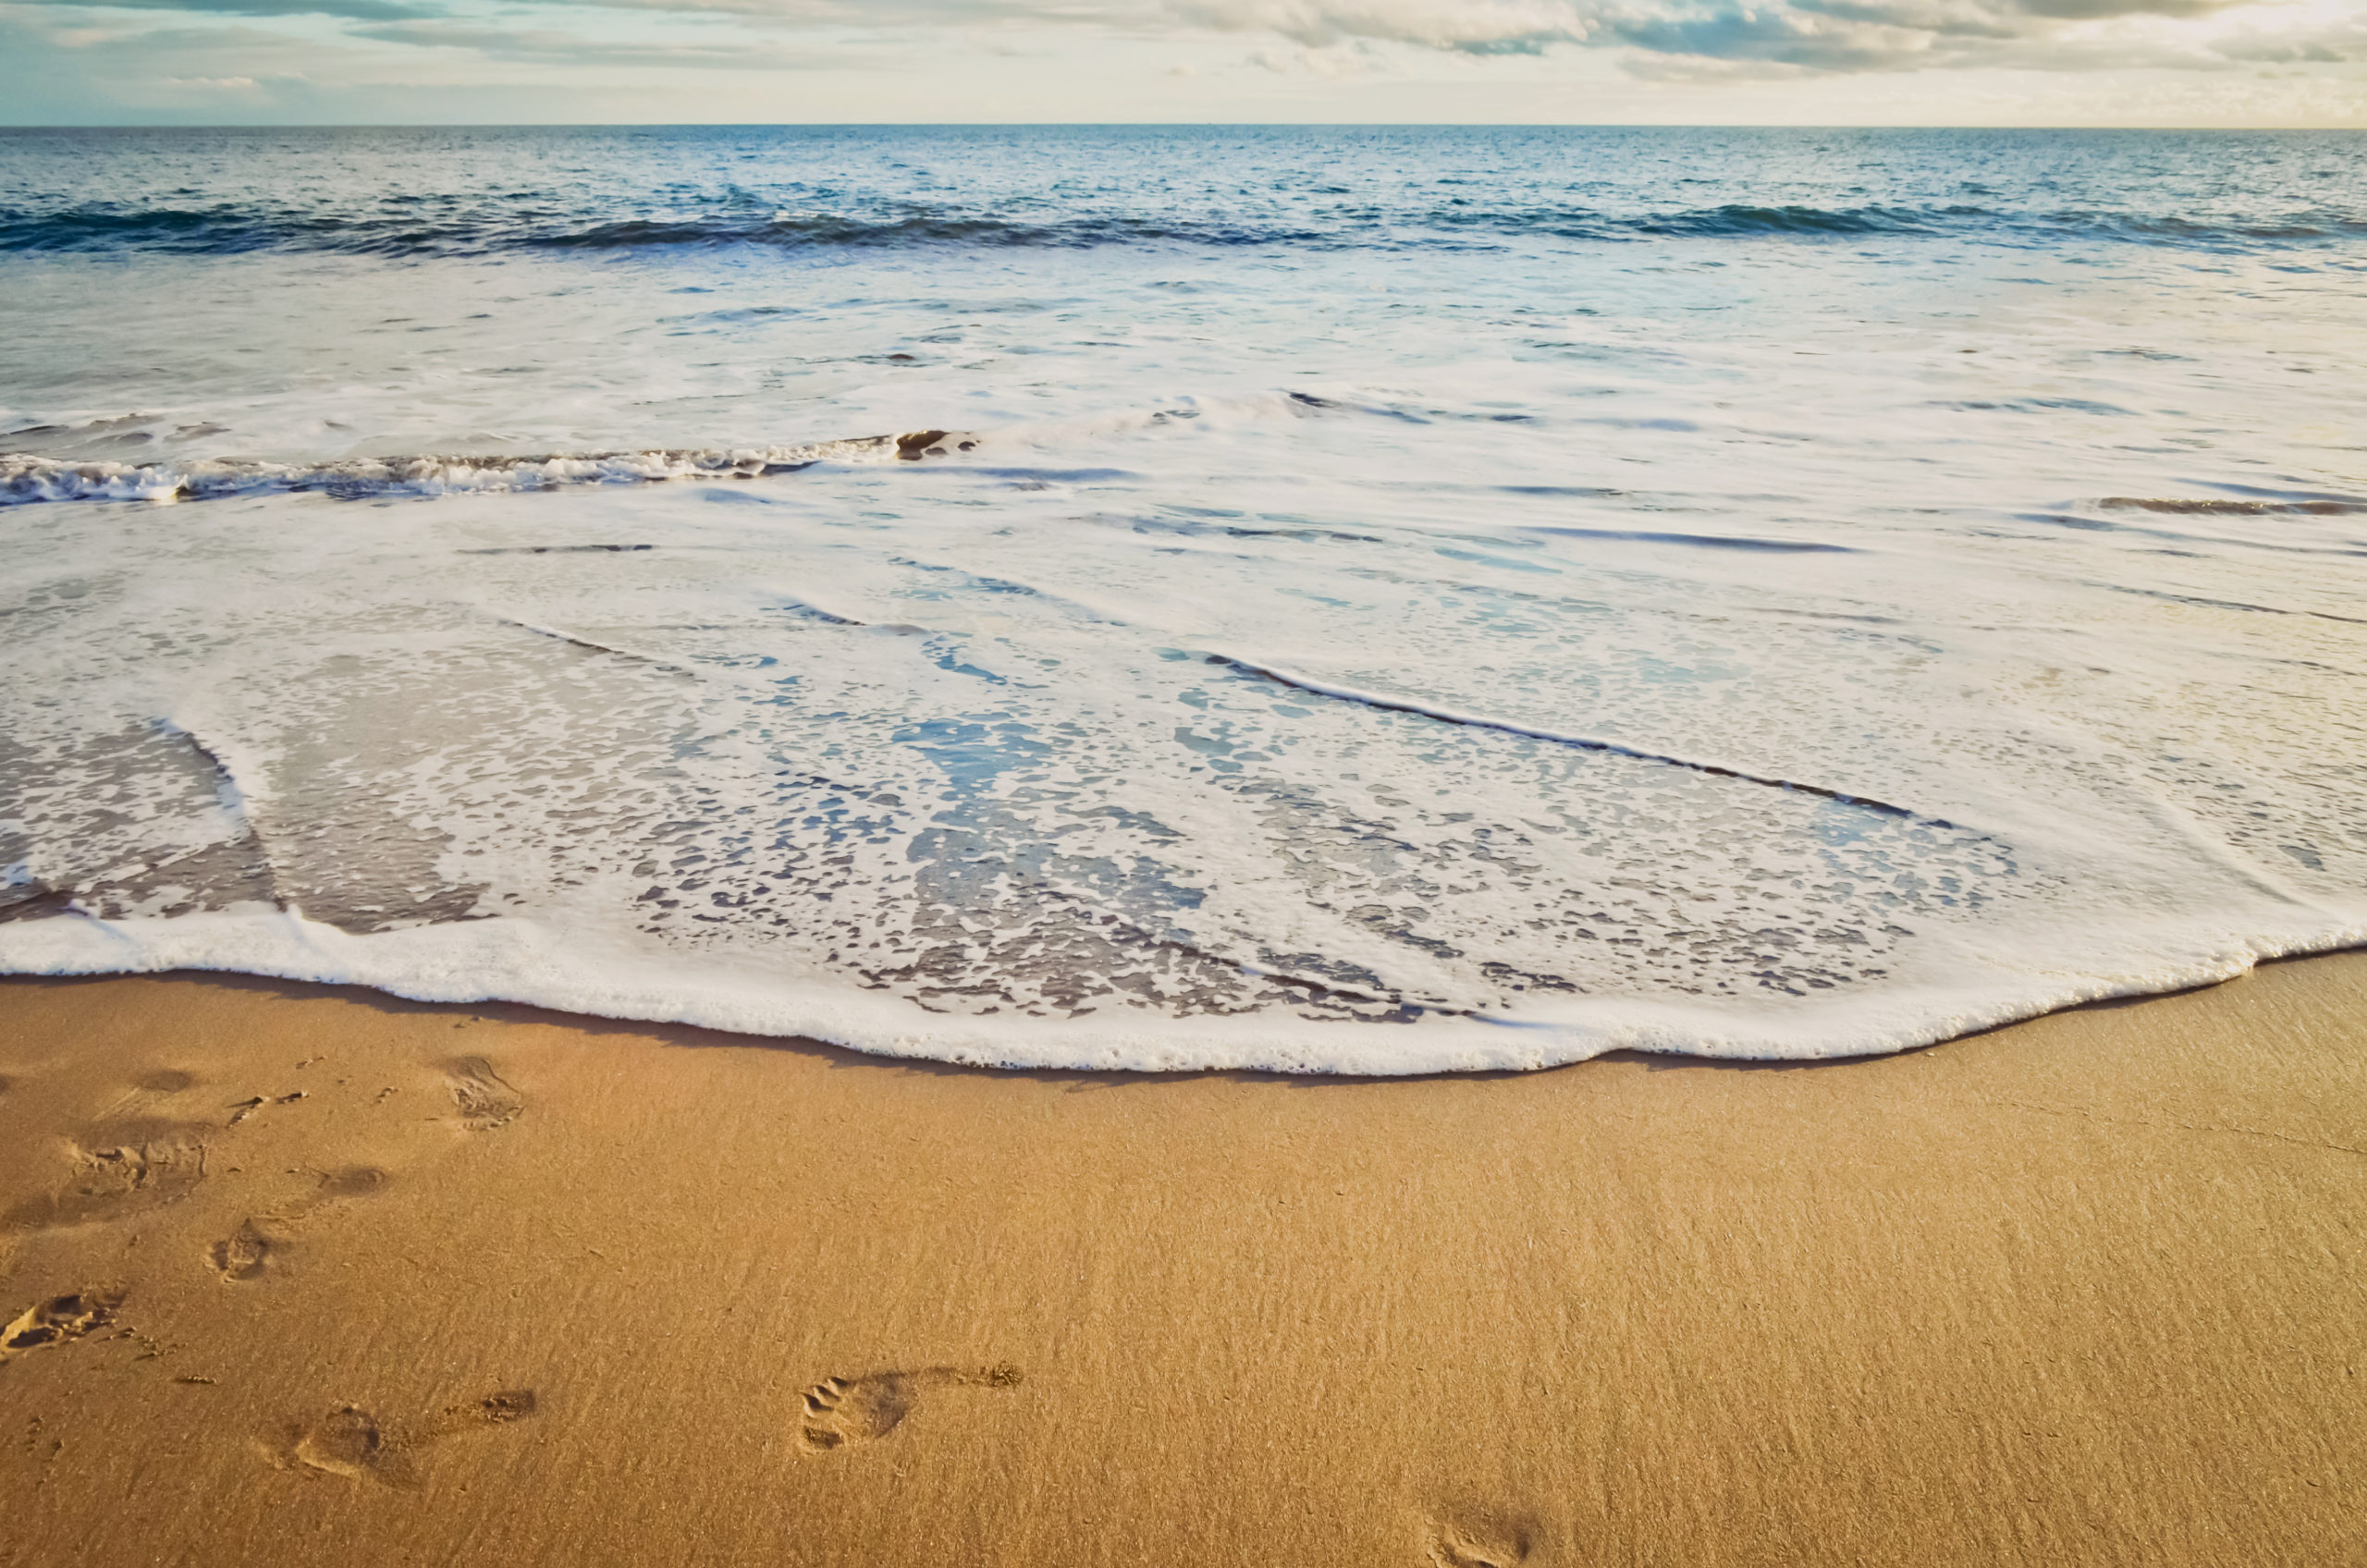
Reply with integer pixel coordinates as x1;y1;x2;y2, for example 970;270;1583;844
1204;652;1956;827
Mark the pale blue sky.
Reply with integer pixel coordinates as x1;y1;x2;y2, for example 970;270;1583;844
5;0;2362;124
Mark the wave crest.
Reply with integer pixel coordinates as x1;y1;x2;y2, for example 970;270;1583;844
0;430;977;506
5;202;2358;258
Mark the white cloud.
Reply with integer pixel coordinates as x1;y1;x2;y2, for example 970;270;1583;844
548;0;2367;77
0;0;2361;123
1177;0;1591;53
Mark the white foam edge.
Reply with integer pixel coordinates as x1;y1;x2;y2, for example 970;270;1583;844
3;906;2361;1076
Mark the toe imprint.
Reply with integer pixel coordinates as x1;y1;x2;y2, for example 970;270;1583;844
0;1289;126;1366
796;1364;1021;1452
799;1374;914;1450
444;1057;523;1130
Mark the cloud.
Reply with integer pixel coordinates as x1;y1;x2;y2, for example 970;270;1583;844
1163;0;2367;75
7;0;2364;83
1172;0;1591;54
17;0;443;18
346;16;845;64
593;0;2360;77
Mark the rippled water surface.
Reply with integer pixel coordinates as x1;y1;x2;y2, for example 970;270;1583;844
3;127;2363;1071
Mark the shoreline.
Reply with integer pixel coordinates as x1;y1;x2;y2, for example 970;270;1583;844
8;907;2365;1072
4;954;2364;1564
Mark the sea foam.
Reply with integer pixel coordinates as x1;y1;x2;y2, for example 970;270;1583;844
4;126;2363;1071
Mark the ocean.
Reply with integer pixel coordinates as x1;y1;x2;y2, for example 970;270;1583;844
2;125;2362;1072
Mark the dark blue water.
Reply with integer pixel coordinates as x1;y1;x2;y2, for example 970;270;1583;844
3;126;2362;257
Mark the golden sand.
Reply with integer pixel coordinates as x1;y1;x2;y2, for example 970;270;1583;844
3;955;2363;1566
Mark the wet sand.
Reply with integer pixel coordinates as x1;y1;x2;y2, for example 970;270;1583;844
2;954;2362;1567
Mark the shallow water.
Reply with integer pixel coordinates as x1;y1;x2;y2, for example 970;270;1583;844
3;126;2363;1072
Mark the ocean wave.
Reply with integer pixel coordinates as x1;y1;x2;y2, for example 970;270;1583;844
0;430;976;506
4;201;2358;258
1559;202;1959;238
0;207;1331;257
2098;495;2367;516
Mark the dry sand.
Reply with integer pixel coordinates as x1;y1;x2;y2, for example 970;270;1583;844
1;955;2362;1567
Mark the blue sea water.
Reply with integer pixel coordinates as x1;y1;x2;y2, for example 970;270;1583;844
2;126;2363;1071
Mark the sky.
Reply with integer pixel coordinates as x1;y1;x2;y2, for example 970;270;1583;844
3;0;2363;125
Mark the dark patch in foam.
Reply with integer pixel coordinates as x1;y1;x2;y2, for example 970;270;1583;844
2;425;978;508
2101;582;2367;627
772;598;865;627
457;544;656;555
964;466;1131;484
2100;495;2367;517
1946;398;2134;416
894;429;975;460
499;619;702;678
1522;525;1853;553
2019;511;2367;558
1204;653;1954;827
0;721;285;924
1287;390;1430;424
0;885;83;924
156;717;492;936
1129;512;1383;545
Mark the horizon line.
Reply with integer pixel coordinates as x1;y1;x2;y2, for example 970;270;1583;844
5;121;2363;132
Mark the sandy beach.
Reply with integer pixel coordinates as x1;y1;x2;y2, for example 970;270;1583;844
2;955;2362;1567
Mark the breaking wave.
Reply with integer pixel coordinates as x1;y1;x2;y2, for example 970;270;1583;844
0;430;977;505
4;202;2360;259
5;125;2366;1073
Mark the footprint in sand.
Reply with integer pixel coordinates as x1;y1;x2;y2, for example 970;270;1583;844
4;1129;207;1232
444;1057;523;1131
0;1289;126;1367
209;1166;391;1282
796;1364;1022;1452
281;1389;537;1485
98;1069;198;1121
1423;1513;1534;1568
290;1405;394;1481
210;1219;279;1282
314;1165;390;1201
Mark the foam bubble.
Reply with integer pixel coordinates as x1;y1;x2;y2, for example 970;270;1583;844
6;129;2364;1071
0;432;976;506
